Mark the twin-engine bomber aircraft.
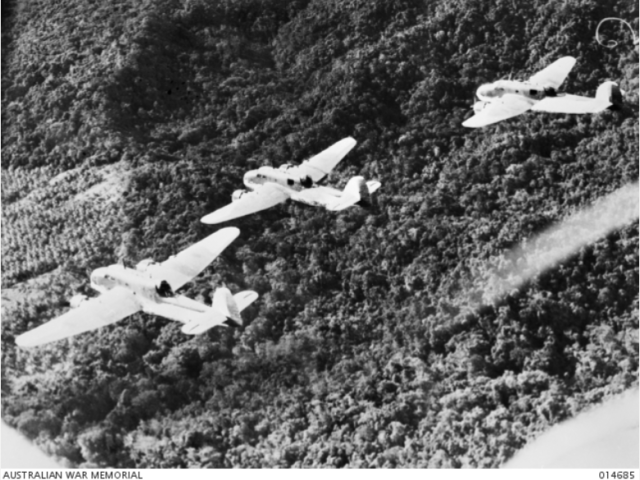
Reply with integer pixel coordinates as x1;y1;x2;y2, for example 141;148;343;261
463;56;621;128
15;228;258;348
201;137;381;224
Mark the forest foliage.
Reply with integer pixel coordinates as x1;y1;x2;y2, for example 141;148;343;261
1;0;638;468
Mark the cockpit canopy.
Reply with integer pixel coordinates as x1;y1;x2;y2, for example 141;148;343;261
279;164;295;171
136;258;156;272
477;83;499;99
244;169;264;185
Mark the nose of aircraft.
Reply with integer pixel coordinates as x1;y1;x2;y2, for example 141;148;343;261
243;170;258;187
477;83;496;100
90;267;107;285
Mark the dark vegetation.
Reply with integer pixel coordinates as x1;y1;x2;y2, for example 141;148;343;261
1;0;638;468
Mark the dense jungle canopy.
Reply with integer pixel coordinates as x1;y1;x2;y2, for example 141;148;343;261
1;0;638;468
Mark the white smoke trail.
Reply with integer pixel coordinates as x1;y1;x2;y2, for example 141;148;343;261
468;182;639;468
478;181;638;305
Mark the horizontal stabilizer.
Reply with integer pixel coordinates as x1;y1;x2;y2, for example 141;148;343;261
234;290;259;312
366;180;381;194
181;310;226;335
181;288;258;335
327;176;370;211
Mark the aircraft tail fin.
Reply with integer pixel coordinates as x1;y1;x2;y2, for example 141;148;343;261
181;288;258;335
327;176;381;211
596;81;624;109
213;288;259;327
213;287;243;327
346;175;370;205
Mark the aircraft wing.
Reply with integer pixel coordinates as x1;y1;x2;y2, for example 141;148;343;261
15;287;141;348
532;94;610;114
154;227;240;291
292;137;357;182
529;56;576;89
200;184;290;225
462;94;534;128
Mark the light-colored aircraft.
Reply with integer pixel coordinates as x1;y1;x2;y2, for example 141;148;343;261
201;137;381;224
463;56;620;128
15;228;258;348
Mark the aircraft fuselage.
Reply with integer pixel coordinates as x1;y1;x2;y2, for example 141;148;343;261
243;166;315;192
89;264;208;323
90;264;155;296
476;80;555;103
238;166;343;208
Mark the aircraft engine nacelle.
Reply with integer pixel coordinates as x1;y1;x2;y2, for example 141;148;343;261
473;101;488;113
155;280;174;298
69;294;89;308
300;175;313;188
232;189;249;202
136;258;156;272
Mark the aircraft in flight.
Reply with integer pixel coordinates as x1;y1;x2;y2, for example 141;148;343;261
462;56;621;128
201;137;381;224
15;228;258;348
